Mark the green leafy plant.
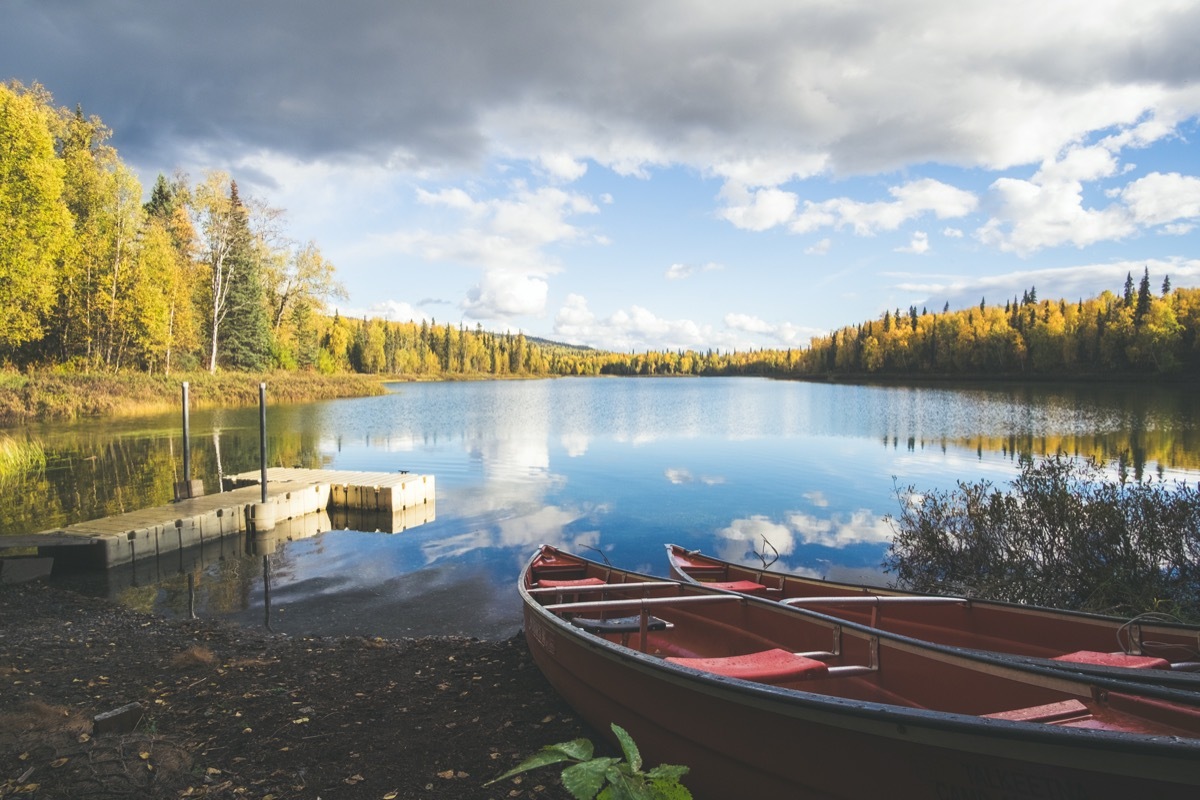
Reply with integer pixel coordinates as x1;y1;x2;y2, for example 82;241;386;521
486;723;692;800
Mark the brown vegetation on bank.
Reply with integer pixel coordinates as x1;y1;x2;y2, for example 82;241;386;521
0;371;387;427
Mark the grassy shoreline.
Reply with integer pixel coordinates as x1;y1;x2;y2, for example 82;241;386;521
0;371;390;427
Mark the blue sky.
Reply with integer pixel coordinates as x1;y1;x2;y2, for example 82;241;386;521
5;1;1200;351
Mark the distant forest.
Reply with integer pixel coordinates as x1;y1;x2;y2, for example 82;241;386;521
3;80;1199;382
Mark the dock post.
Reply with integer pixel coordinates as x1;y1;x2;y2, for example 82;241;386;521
174;382;197;501
259;382;268;504
251;382;276;531
182;382;191;486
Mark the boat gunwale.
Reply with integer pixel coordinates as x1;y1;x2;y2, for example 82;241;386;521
665;542;1200;635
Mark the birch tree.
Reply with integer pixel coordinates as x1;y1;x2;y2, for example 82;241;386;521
192;172;251;372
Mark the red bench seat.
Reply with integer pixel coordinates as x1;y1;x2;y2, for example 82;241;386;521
666;648;829;683
1053;651;1170;670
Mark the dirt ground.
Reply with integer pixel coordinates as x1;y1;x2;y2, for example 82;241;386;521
0;581;596;800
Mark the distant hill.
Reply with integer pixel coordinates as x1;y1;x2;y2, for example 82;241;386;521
525;336;597;353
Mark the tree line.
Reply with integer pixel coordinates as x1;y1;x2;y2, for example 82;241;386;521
791;271;1200;379
5;79;1200;382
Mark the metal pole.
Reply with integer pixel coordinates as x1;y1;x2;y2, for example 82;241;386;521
259;382;268;504
181;381;191;487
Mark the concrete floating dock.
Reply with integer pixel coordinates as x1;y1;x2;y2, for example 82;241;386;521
4;468;435;569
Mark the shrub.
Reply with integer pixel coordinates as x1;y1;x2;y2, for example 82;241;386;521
884;454;1200;621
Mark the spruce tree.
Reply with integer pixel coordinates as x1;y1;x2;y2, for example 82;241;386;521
1134;267;1152;326
216;182;273;370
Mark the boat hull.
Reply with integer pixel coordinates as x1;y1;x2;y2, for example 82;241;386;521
520;546;1200;799
523;601;1199;799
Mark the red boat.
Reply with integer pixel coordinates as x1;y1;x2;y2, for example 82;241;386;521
667;543;1200;687
521;545;1200;800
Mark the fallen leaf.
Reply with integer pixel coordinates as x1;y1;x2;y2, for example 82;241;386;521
383;793;399;799
292;717;309;724
139;752;151;761
344;774;364;785
50;758;68;768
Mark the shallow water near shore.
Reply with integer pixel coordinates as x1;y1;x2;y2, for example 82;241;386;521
8;376;1200;639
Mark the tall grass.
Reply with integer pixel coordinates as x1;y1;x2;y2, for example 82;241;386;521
0;435;46;481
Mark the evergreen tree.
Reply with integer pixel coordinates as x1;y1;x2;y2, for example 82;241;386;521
215;182;273;370
1163;275;1172;296
1134;268;1153;326
1123;272;1135;306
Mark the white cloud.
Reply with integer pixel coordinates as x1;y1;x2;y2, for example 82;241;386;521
787;509;894;548
561;433;589;457
718;183;799;231
896;231;931;254
976;144;1135;254
803;491;829;508
553;294;714;351
554;294;788;351
365;299;432;322
715;516;797;562
665;468;692;484
805;238;832;255
790;179;978;236
665;261;724;280
1121;172;1200;227
537;152;589;182
464;270;550;319
943;227;964;238
723;313;825;348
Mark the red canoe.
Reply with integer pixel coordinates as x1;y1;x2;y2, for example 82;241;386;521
521;545;1200;800
667;543;1200;688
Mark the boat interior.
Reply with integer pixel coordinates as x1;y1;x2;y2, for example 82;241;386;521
528;551;1200;739
668;547;1200;672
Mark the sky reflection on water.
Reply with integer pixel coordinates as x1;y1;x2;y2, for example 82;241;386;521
35;377;1200;640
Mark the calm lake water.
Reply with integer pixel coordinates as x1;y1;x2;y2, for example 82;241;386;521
6;377;1200;640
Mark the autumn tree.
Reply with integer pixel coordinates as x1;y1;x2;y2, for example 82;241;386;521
143;173;200;373
0;81;70;355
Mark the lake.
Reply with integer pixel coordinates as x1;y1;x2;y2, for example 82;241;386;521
6;376;1200;640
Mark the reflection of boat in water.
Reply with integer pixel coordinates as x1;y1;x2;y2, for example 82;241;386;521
521;545;1200;799
666;543;1200;688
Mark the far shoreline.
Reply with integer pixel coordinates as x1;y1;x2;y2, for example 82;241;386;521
1;368;1191;429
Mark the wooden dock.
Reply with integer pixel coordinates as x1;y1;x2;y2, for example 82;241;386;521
3;468;434;569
